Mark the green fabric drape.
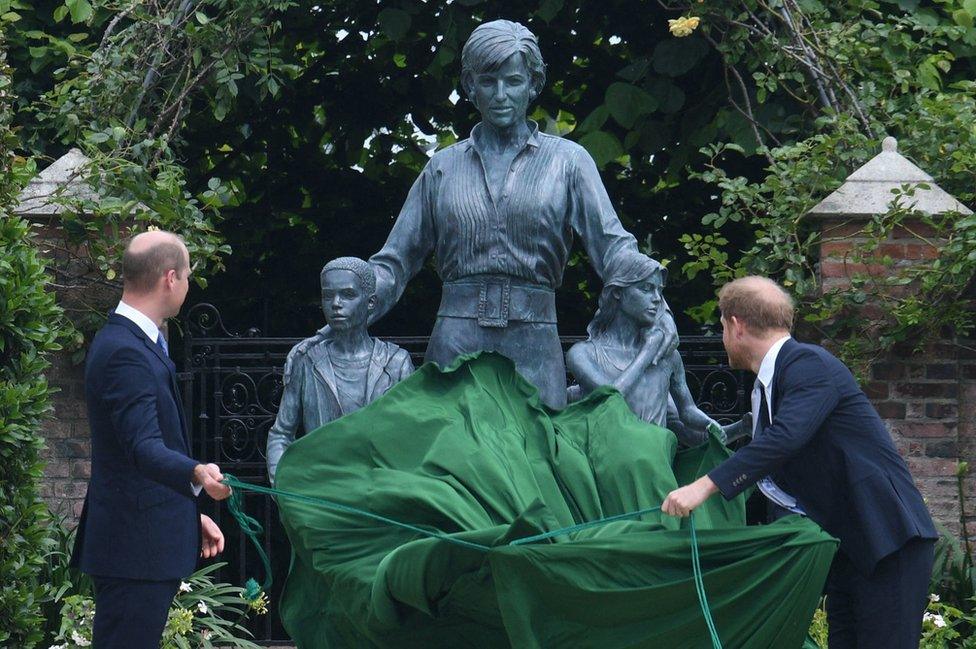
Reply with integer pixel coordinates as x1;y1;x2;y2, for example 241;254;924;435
274;352;837;648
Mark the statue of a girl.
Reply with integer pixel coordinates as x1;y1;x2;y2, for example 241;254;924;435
566;255;726;446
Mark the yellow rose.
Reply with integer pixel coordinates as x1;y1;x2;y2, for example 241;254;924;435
668;16;701;37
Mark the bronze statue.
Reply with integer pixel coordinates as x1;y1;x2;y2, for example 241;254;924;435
300;19;677;408
266;257;413;482
566;255;728;446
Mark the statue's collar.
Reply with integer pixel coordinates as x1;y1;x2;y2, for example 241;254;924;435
466;120;541;155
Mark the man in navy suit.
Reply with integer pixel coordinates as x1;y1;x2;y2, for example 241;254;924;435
663;276;937;648
71;230;233;648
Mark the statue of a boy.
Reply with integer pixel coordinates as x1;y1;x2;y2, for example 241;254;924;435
266;257;414;482
566;254;725;447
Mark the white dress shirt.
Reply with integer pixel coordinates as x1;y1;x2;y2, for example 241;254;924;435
753;335;805;515
115;300;161;345
115;301;201;496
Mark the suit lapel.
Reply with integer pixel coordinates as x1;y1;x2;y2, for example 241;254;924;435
770;338;798;417
108;313;190;451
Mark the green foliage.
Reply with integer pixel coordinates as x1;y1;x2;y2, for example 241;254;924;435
38;512;93;643
4;0;297;338
678;0;976;368
807;599;828;648
0;32;69;648
47;562;266;649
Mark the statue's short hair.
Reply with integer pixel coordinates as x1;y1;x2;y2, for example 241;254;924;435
122;230;188;292
460;20;546;99
320;257;376;295
718;276;794;333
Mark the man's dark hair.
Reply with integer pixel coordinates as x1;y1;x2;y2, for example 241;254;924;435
122;232;188;292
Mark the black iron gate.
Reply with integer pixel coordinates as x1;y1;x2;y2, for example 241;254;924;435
176;303;750;645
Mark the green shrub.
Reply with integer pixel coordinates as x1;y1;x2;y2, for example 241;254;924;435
47;562;267;649
0;32;68;647
0;215;67;647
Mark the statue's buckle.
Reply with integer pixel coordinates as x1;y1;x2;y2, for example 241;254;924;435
477;277;511;328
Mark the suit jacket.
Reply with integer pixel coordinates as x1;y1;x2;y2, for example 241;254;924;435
709;339;936;575
266;338;414;481
71;313;200;580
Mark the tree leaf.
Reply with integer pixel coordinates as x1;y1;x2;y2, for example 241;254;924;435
952;9;973;28
536;0;563;23
617;59;650;83
652;37;709;77
605;82;658;128
577;105;609;134
67;0;92;24
645;77;685;114
578;131;624;168
377;8;411;42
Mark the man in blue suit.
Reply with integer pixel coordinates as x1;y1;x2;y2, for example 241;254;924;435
663;276;937;648
71;230;233;648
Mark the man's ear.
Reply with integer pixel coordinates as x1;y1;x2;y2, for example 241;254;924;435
728;315;745;339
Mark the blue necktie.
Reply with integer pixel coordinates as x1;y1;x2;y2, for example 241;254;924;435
156;333;169;357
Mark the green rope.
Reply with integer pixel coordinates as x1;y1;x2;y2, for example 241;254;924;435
508;505;664;545
226;480;274;593
223;475;492;554
690;513;723;649
221;474;723;648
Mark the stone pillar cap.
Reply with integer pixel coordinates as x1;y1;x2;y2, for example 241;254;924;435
12;148;98;217
807;137;972;218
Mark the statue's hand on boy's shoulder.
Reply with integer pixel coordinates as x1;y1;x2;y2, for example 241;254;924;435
292;325;332;356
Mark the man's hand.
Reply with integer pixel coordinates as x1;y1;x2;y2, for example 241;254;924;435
199;514;225;559
193;463;231;501
651;311;679;366
662;475;719;517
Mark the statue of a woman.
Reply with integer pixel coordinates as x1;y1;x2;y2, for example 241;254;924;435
566;255;723;446
308;19;676;407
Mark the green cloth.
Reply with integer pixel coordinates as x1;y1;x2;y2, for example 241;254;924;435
275;352;837;648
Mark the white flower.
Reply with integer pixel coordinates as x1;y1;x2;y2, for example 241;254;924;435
48;644;67;649
197;601;209;614
201;629;211;639
70;630;92;646
923;611;947;628
929;593;940;603
179;581;192;593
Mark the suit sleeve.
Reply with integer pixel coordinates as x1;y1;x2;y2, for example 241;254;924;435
102;346;199;495
708;349;840;499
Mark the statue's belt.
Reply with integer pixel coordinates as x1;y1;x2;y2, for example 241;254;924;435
438;276;557;328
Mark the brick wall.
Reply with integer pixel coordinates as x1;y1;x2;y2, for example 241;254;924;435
40;349;91;521
959;343;976;538
816;216;972;534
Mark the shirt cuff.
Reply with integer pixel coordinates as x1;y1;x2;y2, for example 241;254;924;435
191;482;203;497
